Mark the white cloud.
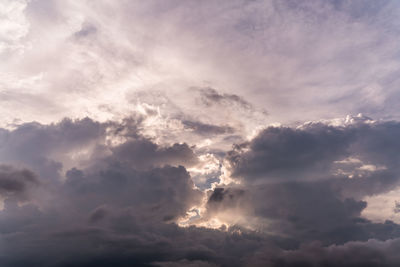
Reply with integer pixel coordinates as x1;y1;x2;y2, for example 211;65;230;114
0;0;399;128
0;0;29;54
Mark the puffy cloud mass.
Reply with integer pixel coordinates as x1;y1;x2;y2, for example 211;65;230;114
0;116;398;266
2;0;400;266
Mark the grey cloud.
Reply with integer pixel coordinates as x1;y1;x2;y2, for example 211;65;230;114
212;183;368;241
63;165;203;223
0;117;254;266
227;120;400;189
394;201;400;213
260;238;400;267
226;123;354;182
2;116;400;266
0;117;205;223
0;119;73;186
197;87;254;111
0;117;211;266
0;214;256;267
153;259;220;267
327;0;391;20
0;116;200;180
0;165;38;201
0;199;42;235
207;187;245;208
182;120;235;136
88;205;108;224
201;119;400;256
205;180;400;250
221;120;400;241
110;139;199;170
0;117;106;179
74;22;98;39
3;0;400;265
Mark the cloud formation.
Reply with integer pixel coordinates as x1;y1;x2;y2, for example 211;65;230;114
2;0;400;126
2;0;400;266
0;165;38;201
0;116;398;266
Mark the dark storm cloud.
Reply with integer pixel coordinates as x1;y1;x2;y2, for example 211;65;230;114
0;165;38;200
0;117;205;224
0;117;106;181
0;118;104;157
0;117;213;266
63;165;202;223
2;117;400;266
0;215;269;267
226;123;353;181
227;120;400;186
204;119;400;252
205;181;400;245
153;259;219;267
0;117;259;266
259;238;400;267
110;139;198;170
207;187;245;206
220;119;400;243
0;116;199;177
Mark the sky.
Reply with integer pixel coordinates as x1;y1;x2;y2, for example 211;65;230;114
1;0;400;266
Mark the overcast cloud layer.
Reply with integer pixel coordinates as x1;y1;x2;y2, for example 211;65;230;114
2;0;400;266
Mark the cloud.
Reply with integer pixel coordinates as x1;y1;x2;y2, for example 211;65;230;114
153;259;219;267
3;0;400;126
63;165;203;223
182;120;235;136
2;0;400;265
197;87;254;111
0;164;38;201
226;119;400;188
0;117;211;266
0;0;29;54
256;238;400;267
1;116;400;266
110;139;199;170
202;119;400;249
226;123;353;182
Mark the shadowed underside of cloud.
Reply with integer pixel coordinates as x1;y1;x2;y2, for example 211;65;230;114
0;165;38;201
203;119;400;265
1;117;400;266
182;120;235;136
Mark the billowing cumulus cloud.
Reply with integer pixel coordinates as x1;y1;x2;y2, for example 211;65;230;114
0;118;206;266
0;116;399;266
2;0;400;266
203;119;400;252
